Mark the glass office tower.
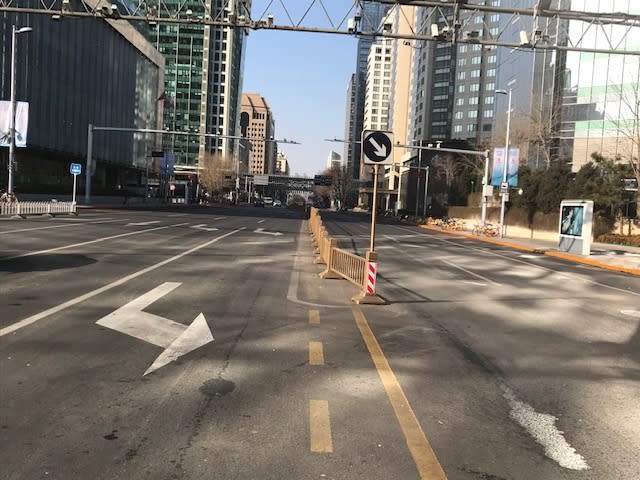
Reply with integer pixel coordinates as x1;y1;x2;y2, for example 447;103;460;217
146;0;251;171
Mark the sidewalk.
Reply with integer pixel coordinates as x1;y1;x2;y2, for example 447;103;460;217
420;225;640;277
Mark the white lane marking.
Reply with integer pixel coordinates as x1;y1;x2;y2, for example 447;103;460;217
96;282;214;376
191;224;219;232
0;228;244;337
257;219;265;224
127;221;162;226
0;218;126;234
389;225;640;298
501;384;589;470
144;313;212;375
2;225;175;261
214;217;226;221
286;223;350;310
91;219;129;224
167;214;186;217
621;309;640;318
461;280;488;286
1;223;85;234
254;228;282;236
439;258;501;286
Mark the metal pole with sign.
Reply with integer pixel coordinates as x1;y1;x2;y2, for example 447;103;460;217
70;163;82;204
361;129;393;254
370;164;379;252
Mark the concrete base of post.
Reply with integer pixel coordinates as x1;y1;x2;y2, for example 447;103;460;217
351;290;386;305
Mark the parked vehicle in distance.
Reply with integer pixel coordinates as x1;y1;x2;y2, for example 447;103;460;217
253;198;265;207
273;199;282;207
263;196;273;206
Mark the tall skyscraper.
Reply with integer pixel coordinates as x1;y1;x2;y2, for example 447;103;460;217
530;0;639;171
147;0;251;173
344;1;388;180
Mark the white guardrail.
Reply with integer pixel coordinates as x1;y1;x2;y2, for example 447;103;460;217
0;201;77;217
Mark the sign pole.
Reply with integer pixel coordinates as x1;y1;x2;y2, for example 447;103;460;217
72;172;77;204
370;164;379;253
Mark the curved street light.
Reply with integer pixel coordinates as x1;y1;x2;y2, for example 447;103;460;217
7;25;32;201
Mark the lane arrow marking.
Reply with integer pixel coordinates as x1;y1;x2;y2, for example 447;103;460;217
254;228;283;236
369;137;387;158
191;224;219;232
127;221;162;226
96;282;214;375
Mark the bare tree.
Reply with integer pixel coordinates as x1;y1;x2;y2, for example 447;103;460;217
434;154;459;187
198;152;233;199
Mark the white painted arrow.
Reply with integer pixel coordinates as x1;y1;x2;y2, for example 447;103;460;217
369;137;387;157
127;220;162;226
254;228;283;236
96;282;214;375
191;224;219;232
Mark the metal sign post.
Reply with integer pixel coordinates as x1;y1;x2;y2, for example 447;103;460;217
361;129;394;254
370;164;380;252
70;163;82;204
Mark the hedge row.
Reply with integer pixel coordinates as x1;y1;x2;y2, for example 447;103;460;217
595;234;640;247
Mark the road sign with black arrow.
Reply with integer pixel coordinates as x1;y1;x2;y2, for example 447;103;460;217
362;130;393;165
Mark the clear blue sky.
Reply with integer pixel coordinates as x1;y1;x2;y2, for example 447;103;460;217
242;1;358;177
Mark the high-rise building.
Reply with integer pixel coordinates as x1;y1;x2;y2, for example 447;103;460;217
344;1;388;179
276;151;289;175
0;8;163;193
326;151;343;170
409;5;511;147
240;93;275;175
530;0;640;171
146;0;251;173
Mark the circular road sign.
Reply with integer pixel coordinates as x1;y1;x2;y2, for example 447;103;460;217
362;130;393;165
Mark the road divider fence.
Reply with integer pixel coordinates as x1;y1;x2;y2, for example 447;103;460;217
309;208;385;304
0;201;77;218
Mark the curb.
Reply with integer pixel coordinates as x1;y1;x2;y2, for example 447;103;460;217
419;225;640;277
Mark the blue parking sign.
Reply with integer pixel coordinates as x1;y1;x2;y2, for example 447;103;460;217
70;163;82;175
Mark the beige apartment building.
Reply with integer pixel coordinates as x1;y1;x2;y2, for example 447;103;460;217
358;4;417;208
240;93;276;175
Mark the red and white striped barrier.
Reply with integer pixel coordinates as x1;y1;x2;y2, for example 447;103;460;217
366;261;377;295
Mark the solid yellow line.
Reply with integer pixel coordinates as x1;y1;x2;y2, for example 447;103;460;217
310;400;333;453
309;341;325;365
352;307;448;480
309;309;320;325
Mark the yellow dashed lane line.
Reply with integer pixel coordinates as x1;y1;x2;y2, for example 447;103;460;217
309;341;325;365
309;309;320;325
310;400;333;453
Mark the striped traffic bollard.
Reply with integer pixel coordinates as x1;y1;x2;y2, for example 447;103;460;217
352;251;386;305
366;259;377;294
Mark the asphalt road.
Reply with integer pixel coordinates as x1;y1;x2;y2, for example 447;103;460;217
1;206;639;480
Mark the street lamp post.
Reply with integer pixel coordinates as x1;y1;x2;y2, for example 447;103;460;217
7;25;32;201
496;87;513;238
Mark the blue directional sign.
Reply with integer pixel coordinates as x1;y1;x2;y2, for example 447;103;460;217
70;163;82;175
362;130;393;165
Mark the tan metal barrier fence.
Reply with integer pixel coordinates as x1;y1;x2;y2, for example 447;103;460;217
0;201;77;217
308;207;384;304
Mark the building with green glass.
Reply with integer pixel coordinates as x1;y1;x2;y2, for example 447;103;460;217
145;0;251;175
